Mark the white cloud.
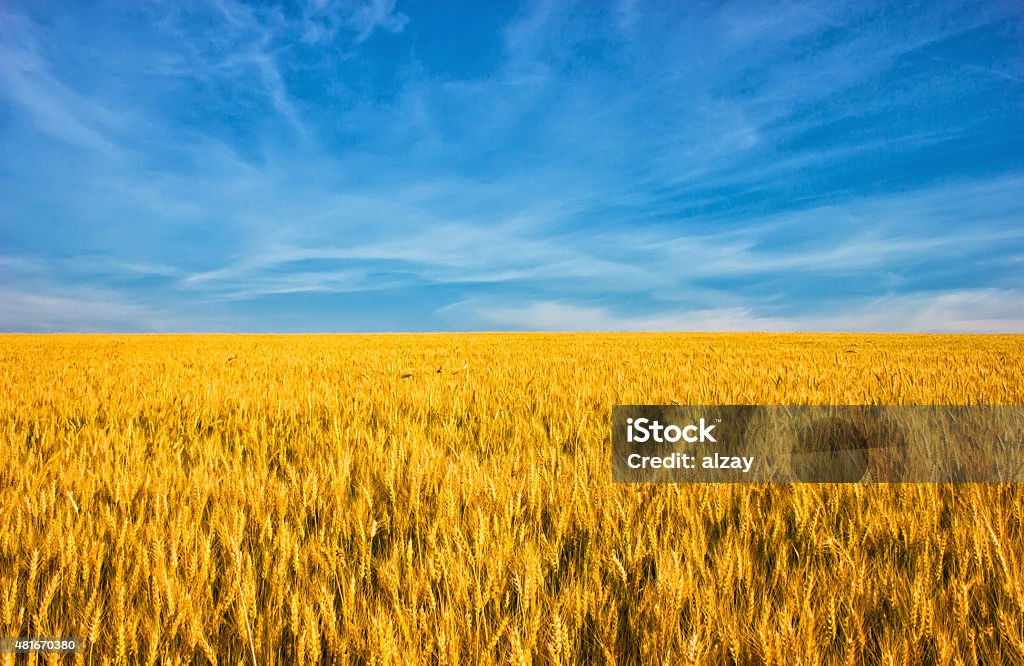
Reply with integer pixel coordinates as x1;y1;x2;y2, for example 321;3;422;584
0;39;124;154
442;299;792;332
346;0;409;42
0;286;166;333
442;288;1024;333
812;289;1024;334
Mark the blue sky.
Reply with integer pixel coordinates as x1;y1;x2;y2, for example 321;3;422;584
1;0;1022;332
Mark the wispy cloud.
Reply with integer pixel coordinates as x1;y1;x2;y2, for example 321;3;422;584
0;15;129;154
444;288;1024;333
0;285;169;333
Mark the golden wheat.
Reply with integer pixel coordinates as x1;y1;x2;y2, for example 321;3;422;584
0;333;1022;664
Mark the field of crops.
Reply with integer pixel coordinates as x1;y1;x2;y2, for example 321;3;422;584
1;333;1023;665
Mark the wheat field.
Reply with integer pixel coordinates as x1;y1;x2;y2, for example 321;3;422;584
1;333;1023;665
